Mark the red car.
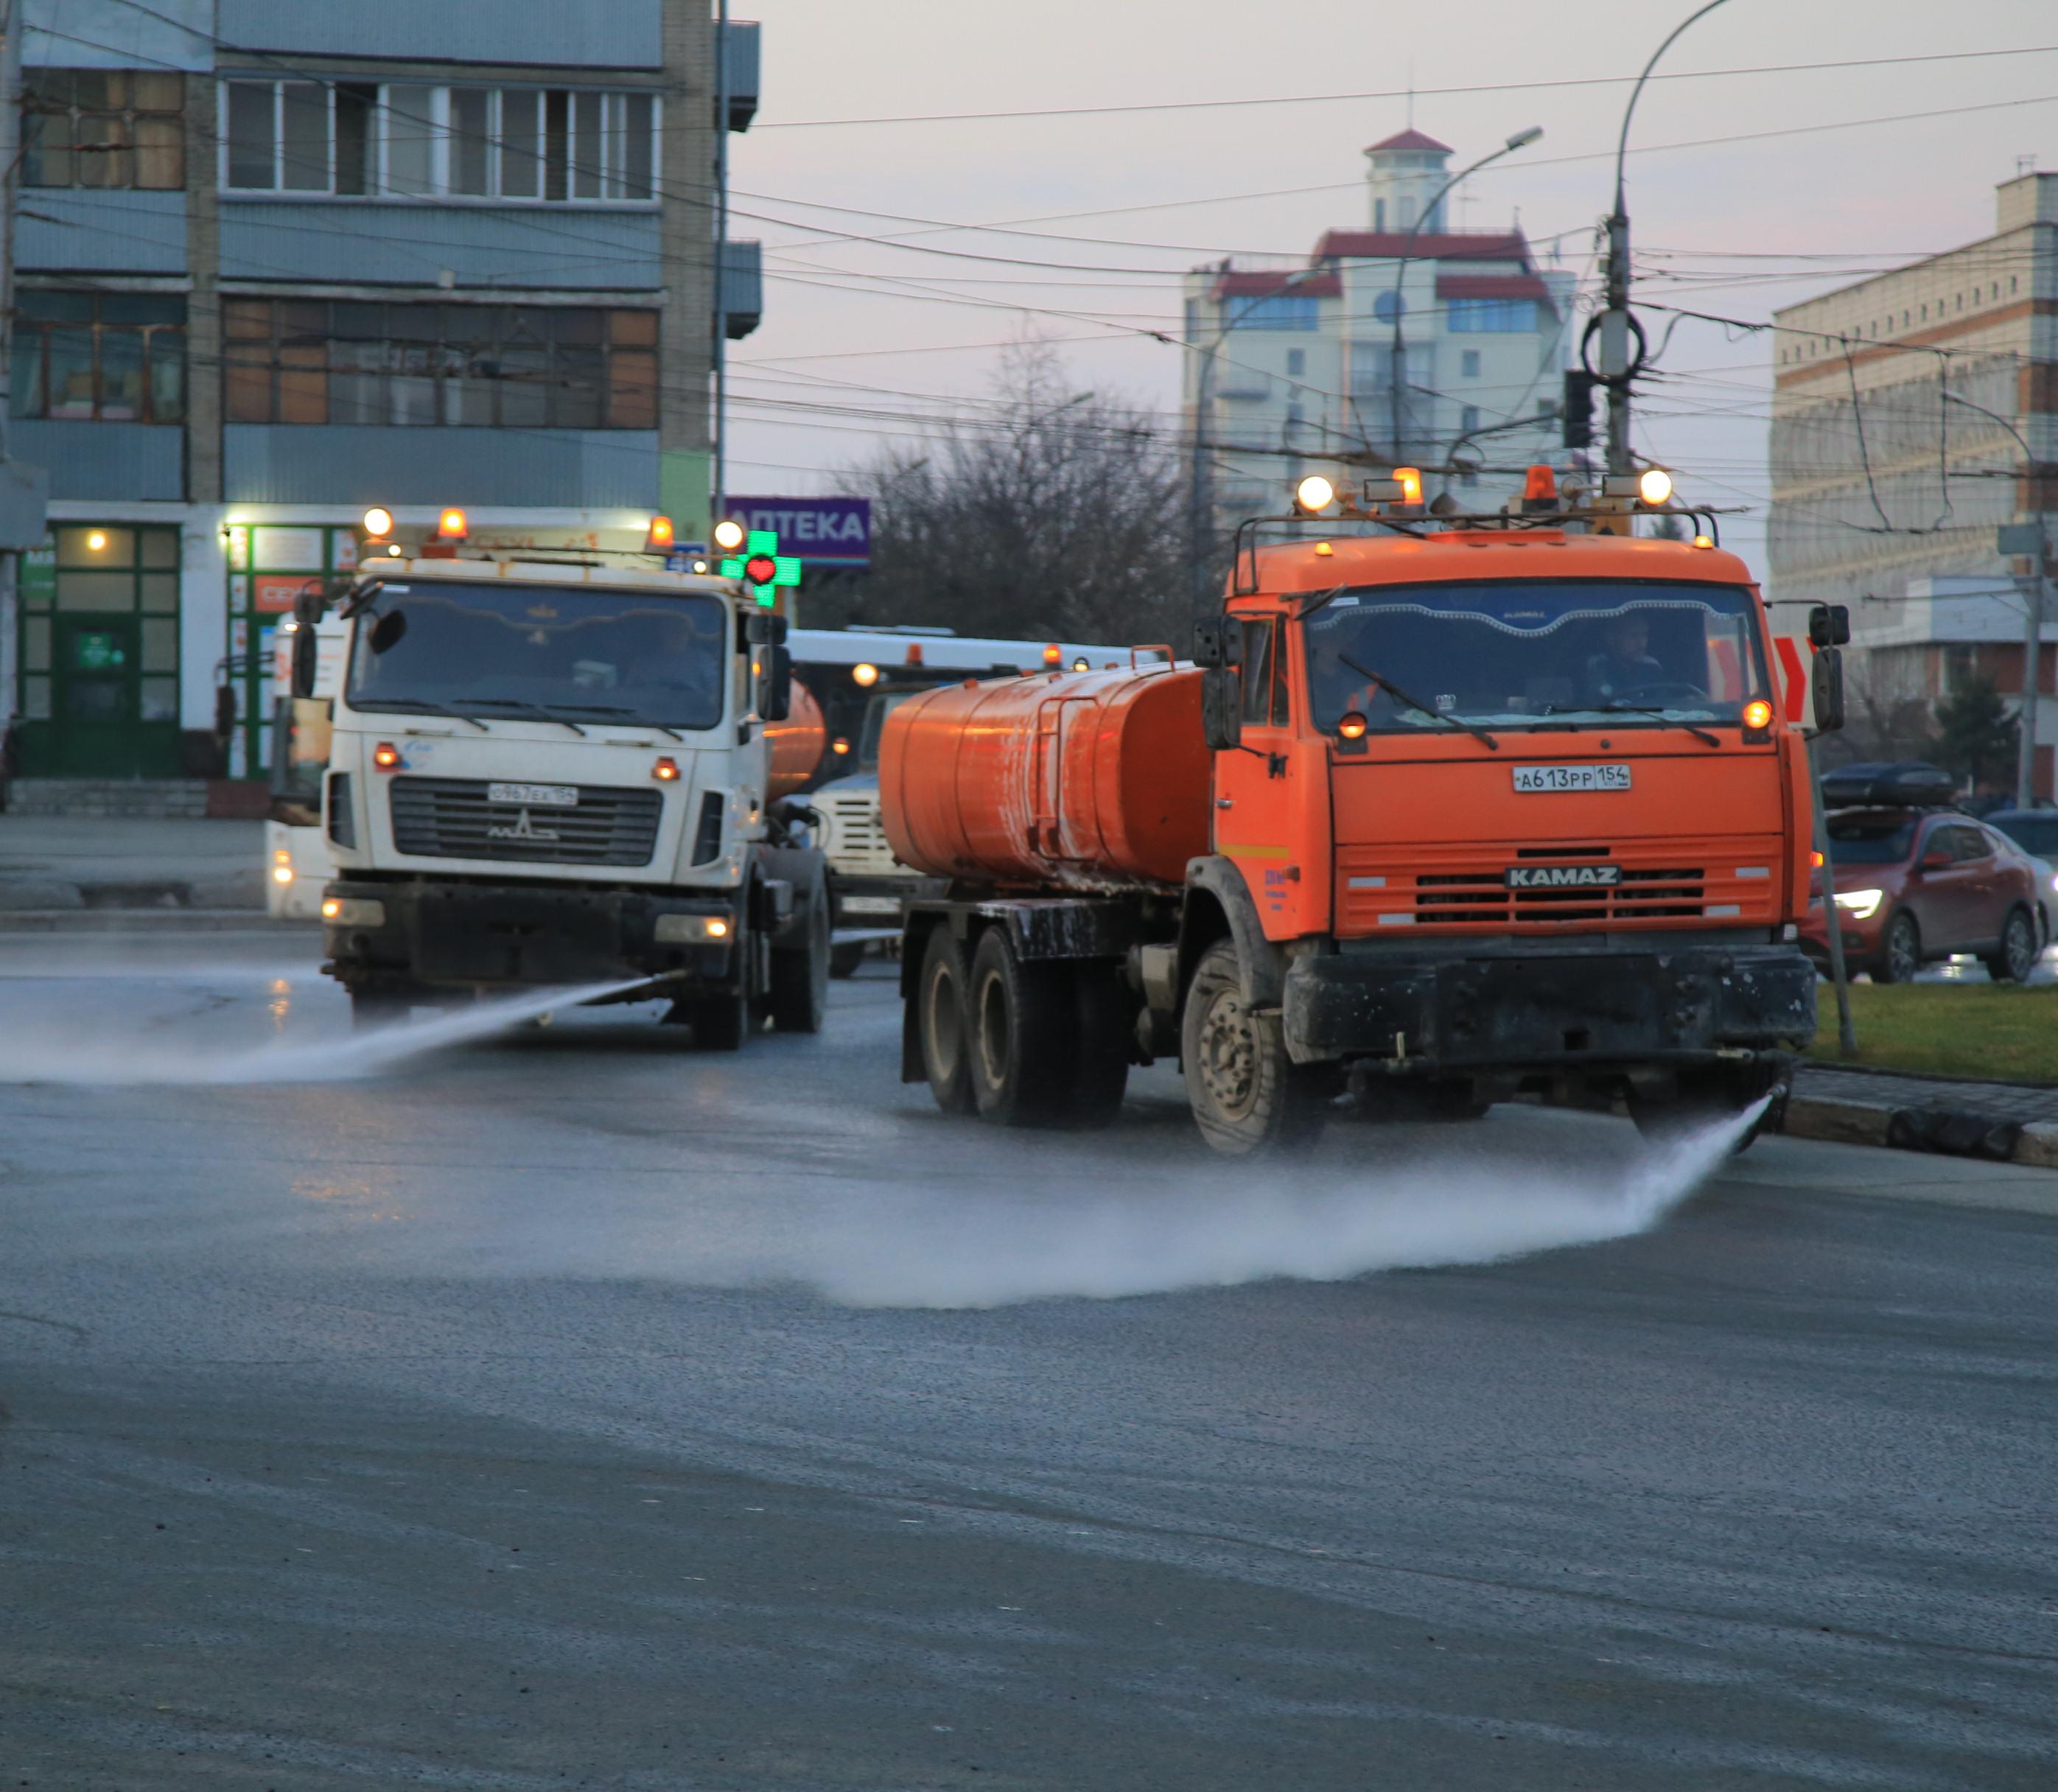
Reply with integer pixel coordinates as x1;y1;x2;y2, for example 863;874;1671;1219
1802;807;2045;983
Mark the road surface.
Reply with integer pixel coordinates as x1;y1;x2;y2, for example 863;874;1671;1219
1;932;2054;1789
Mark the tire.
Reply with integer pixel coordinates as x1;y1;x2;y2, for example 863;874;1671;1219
966;926;1071;1127
1986;906;2039;984
917;925;976;1115
686;984;749;1051
830;939;867;980
349;988;413;1031
1180;940;1329;1156
769;898;830;1033
1066;963;1132;1128
1875;910;1922;984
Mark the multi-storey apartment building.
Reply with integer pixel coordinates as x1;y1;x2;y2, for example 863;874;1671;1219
1769;172;2058;794
1182;130;1576;529
5;0;757;784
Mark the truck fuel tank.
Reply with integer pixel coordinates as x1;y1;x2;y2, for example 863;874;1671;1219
880;663;1211;889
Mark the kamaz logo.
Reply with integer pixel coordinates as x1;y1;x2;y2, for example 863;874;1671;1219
487;808;561;844
1506;864;1621;889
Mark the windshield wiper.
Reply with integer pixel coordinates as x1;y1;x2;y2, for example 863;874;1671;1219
1340;652;1499;751
459;698;587;737
1596;700;1721;748
353;697;487;732
539;701;685;742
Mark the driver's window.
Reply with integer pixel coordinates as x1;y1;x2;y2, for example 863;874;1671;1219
1240;620;1275;725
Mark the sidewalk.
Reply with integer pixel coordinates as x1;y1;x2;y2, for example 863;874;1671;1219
1788;1062;2058;1169
0;814;267;913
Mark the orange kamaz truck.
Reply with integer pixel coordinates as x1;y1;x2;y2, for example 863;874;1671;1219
879;469;1835;1155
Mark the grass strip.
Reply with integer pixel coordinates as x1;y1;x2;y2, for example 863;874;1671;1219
1806;980;2058;1085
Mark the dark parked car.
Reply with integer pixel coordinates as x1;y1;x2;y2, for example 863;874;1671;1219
1801;807;2045;982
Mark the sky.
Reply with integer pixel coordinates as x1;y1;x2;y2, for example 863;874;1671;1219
722;0;2058;575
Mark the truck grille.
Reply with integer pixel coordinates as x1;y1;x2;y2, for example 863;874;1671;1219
388;777;661;867
822;792;903;876
1337;839;1782;934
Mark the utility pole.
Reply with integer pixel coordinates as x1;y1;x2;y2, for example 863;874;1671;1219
1599;0;1732;475
712;0;729;529
0;0;24;707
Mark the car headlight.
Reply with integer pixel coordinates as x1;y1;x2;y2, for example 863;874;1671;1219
654;912;732;944
321;897;386;927
1833;888;1884;920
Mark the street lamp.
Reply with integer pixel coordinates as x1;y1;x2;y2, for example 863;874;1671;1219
1945;386;2051;806
1189;264;1322;612
1598;0;1735;473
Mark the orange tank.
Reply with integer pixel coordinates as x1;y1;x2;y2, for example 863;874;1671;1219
765;676;826;798
881;664;1211;889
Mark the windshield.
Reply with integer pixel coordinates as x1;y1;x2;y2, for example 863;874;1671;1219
858;689;927;771
1990;813;2058;858
1826;816;1916;864
345;581;727;731
1302;578;1768;733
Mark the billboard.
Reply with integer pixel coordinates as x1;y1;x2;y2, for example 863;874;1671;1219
722;496;870;567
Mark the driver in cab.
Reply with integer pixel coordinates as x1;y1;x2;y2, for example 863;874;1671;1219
1586;614;1665;701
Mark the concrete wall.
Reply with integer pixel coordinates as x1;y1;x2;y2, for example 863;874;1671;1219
224;426;659;508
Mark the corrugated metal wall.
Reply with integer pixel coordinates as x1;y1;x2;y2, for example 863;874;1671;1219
224;426;659;507
19;192;187;275
18;422;185;502
217;0;664;69
219;202;663;289
26;0;214;71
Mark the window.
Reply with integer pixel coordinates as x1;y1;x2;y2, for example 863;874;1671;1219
1286;348;1305;377
1238;618;1287;725
1447;298;1539;333
222;81;657;200
1230;295;1317;332
1460;405;1480;433
12;293;186;424
24;70;184;189
223;300;657;430
1460;349;1480;378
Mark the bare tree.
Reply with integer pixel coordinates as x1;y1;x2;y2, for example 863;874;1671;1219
831;340;1188;646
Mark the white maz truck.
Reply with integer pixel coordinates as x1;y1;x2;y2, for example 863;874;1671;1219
297;554;829;1045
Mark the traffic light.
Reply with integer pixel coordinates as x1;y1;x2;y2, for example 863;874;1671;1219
1561;369;1598;451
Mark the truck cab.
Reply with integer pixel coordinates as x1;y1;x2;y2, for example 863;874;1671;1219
308;553;828;1045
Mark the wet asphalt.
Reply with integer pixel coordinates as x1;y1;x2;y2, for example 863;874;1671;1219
1;933;2054;1790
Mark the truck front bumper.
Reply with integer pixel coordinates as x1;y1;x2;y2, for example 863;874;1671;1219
321;878;735;993
1281;943;1816;1074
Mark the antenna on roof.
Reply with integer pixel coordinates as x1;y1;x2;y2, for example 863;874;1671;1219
1406;61;1415;128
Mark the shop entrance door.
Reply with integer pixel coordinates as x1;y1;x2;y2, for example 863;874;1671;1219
52;617;141;774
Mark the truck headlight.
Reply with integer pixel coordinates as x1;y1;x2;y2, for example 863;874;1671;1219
654;912;732;944
1833;888;1884;920
321;897;387;926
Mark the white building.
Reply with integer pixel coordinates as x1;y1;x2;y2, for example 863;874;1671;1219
1183;129;1578;527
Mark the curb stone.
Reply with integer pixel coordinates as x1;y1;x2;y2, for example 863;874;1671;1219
1784;1092;2058;1168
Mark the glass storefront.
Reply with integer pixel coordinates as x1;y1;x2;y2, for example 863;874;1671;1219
221;522;357;777
12;524;183;776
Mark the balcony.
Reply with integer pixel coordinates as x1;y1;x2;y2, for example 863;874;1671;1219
721;240;762;339
13;421;183;503
225;426;658;508
723;20;760;132
217;0;663;68
18;190;186;276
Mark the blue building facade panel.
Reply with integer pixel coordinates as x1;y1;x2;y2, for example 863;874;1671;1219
25;0;214;71
18;191;187;275
218;202;662;290
217;0;663;69
225;427;659;508
15;421;185;503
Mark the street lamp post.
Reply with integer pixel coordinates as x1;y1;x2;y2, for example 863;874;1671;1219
1945;387;2051;806
1385;126;1542;463
1599;0;1734;475
1189;266;1320;614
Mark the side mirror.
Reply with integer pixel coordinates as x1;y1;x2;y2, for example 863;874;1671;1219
1191;619;1237;670
1919;848;1951;872
760;644;793;722
290;624;318;699
1811;645;1845;734
1808;603;1851;648
293;581;326;629
1200;668;1242;752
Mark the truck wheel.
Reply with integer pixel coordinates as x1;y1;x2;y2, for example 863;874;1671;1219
349;988;413;1031
687;984;750;1052
967;926;1070;1127
1985;906;2039;984
830;940;867;979
917;925;976;1115
1067;963;1131;1128
770;899;830;1033
1180;941;1328;1156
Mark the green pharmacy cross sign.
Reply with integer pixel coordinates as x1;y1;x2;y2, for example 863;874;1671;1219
720;528;802;606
